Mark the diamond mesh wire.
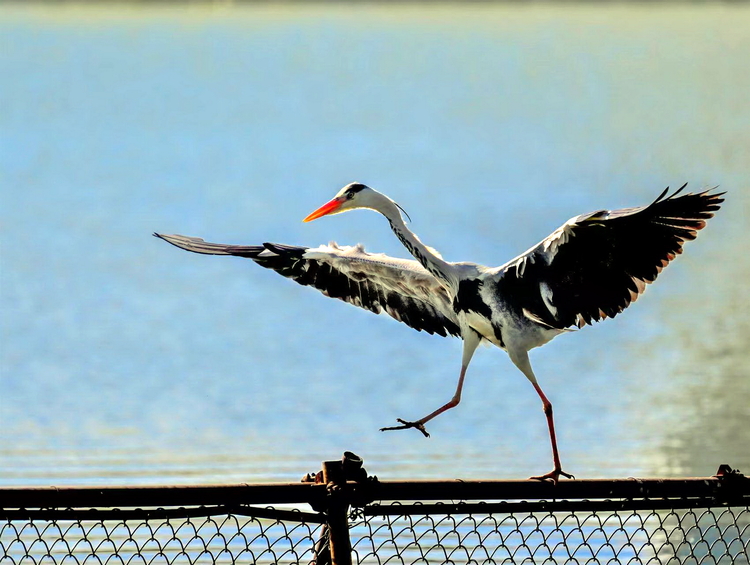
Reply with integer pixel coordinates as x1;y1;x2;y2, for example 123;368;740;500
1;514;322;565
350;505;750;565
3;491;749;565
3;505;747;565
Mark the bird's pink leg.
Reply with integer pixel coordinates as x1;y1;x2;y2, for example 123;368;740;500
381;330;481;437
508;349;574;484
528;382;575;484
380;365;468;437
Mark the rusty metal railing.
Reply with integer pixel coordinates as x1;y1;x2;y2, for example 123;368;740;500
2;454;748;564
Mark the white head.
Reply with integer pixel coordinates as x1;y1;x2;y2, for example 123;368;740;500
303;182;410;223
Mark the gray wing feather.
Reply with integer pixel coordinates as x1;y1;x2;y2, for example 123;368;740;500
155;233;461;337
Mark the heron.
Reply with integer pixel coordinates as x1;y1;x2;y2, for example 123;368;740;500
155;182;723;482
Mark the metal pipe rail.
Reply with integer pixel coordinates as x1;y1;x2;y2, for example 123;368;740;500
1;465;747;518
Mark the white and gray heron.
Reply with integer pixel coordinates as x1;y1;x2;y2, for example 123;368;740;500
156;182;723;482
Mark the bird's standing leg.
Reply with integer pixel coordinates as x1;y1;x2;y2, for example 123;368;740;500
380;330;481;437
509;350;574;484
528;382;575;483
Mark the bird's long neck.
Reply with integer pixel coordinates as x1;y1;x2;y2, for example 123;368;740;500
378;198;456;286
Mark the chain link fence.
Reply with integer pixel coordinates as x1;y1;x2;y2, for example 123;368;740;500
2;456;748;565
351;505;749;564
2;513;322;564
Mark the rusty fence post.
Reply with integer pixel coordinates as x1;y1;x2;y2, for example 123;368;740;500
321;458;353;565
308;452;374;565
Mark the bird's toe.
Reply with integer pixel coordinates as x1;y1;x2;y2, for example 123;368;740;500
380;419;430;437
529;468;575;484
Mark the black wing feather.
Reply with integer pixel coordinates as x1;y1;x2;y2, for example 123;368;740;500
154;233;460;337
497;186;724;329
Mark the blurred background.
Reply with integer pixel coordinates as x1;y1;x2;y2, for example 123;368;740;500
1;2;748;486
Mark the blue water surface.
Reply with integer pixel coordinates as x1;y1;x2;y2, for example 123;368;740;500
1;3;749;486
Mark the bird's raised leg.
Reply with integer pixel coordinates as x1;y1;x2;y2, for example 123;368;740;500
509;350;574;484
379;366;466;437
380;330;481;438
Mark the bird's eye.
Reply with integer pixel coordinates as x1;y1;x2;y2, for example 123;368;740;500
346;191;355;199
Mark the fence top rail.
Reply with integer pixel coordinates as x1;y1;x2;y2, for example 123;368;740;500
0;482;319;510
368;474;750;504
2;470;748;511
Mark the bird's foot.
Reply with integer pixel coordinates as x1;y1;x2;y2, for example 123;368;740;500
529;468;575;485
380;419;430;438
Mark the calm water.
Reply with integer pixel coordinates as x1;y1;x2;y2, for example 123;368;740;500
1;3;749;487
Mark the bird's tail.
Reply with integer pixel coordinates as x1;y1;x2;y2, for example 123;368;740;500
153;233;264;258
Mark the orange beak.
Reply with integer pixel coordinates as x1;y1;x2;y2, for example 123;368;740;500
303;197;345;223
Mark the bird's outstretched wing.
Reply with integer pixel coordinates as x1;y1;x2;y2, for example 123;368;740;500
154;233;461;338
495;185;724;329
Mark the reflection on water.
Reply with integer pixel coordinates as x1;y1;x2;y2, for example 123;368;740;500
633;252;750;478
1;3;749;486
